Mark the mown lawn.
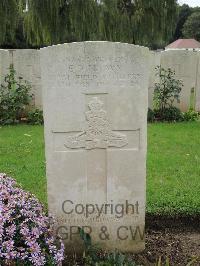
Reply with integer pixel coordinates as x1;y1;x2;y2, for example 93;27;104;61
147;122;200;215
0;122;200;215
0;125;46;204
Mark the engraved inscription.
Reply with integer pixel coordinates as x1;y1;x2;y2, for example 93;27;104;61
64;97;128;150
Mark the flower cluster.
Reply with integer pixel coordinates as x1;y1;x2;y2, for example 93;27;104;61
0;173;65;265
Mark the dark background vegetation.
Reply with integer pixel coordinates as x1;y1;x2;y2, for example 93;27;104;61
1;0;200;50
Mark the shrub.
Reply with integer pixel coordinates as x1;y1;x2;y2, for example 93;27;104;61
27;108;44;125
0;65;32;125
154;66;183;111
0;173;64;266
182;109;199;121
154;106;183;122
152;66;183;122
147;108;155;122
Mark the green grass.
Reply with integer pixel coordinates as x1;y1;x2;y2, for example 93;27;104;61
147;122;200;215
0;125;46;205
0;122;200;215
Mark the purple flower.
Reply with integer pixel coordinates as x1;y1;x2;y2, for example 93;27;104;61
0;173;65;265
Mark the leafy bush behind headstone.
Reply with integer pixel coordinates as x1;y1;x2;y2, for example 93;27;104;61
27;108;44;125
154;106;183;122
0;64;33;125
154;66;183;111
152;66;183;122
182;109;200;121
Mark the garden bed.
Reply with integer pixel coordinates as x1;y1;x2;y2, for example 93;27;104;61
66;215;200;265
135;214;200;265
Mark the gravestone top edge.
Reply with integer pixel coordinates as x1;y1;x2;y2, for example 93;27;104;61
162;49;199;54
40;41;149;51
0;49;9;52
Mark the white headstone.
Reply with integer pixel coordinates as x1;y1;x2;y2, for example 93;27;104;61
161;50;199;111
196;52;200;111
11;49;42;109
40;42;150;253
0;49;10;83
148;51;161;109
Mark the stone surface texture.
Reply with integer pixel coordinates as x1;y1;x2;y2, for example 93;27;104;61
0;49;9;84
1;48;200;111
10;49;42;108
160;50;200;111
0;49;42;109
148;51;161;109
195;52;200;111
40;42;150;252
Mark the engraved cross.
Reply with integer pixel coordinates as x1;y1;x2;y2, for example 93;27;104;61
52;96;139;202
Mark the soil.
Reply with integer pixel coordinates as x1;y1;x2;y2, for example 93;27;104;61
131;214;200;266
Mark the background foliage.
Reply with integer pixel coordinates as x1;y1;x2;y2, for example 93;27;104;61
0;0;180;49
183;12;200;41
0;1;200;49
174;4;200;41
